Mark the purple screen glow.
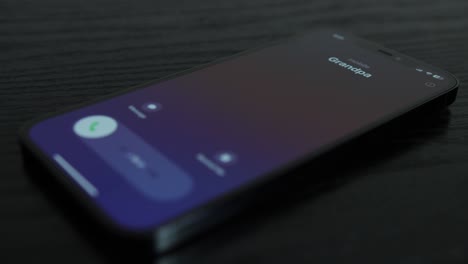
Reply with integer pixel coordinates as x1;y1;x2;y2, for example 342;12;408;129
27;31;455;231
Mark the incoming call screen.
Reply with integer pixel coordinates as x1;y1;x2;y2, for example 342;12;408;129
28;31;451;230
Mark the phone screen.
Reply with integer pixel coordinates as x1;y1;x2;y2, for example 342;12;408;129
27;30;456;231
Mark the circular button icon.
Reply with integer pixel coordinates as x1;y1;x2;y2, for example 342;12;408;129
215;151;237;165
73;115;118;139
142;102;162;112
425;82;436;88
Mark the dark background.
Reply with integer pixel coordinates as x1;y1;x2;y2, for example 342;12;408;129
2;0;468;263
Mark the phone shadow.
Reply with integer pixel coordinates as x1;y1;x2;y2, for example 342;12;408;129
22;107;452;264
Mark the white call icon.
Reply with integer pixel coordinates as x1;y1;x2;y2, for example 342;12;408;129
73;115;118;139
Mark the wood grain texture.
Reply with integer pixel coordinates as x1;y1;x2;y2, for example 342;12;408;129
1;0;468;263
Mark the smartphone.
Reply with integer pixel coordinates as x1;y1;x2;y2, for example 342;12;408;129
20;29;459;253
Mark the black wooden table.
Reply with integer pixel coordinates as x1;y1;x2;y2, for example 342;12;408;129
2;0;468;263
